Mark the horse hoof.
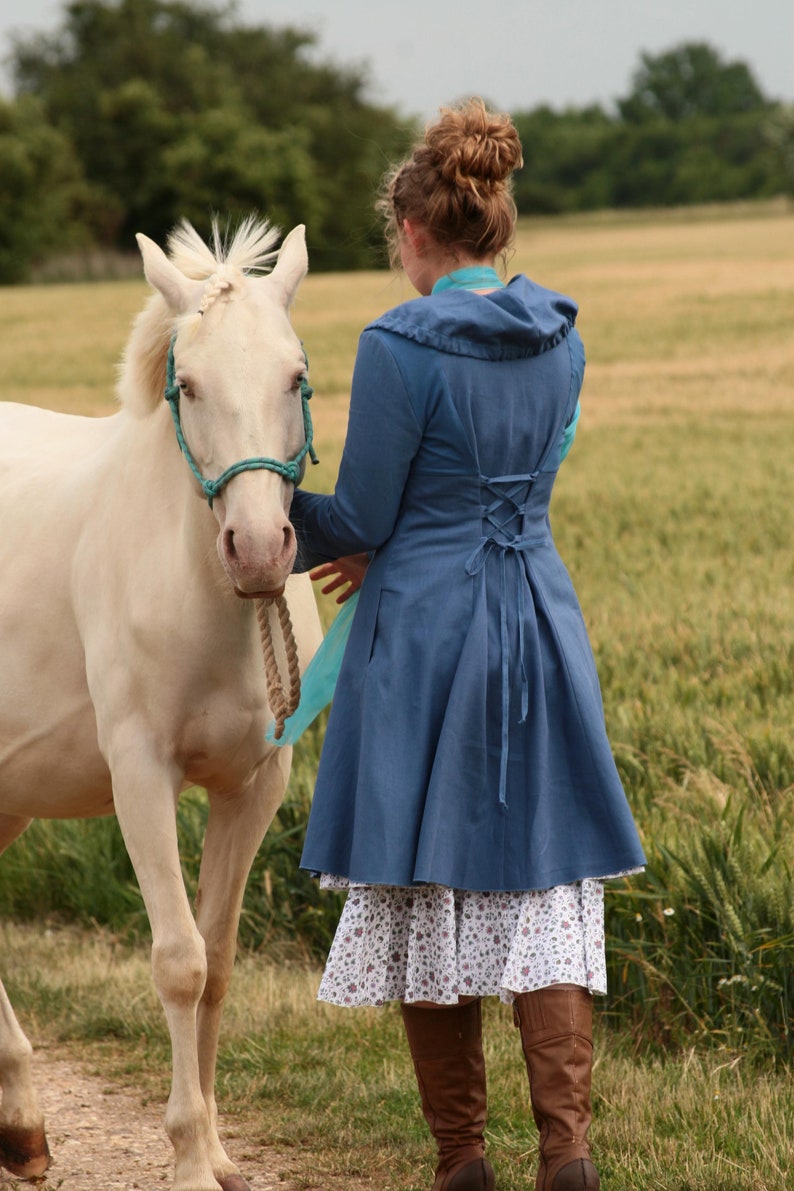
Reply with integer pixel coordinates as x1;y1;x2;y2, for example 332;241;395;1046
0;1125;51;1178
219;1175;252;1191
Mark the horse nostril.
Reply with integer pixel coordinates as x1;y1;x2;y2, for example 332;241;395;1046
223;528;237;562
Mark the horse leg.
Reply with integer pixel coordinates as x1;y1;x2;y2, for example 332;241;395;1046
0;815;51;1178
193;746;293;1191
110;749;222;1191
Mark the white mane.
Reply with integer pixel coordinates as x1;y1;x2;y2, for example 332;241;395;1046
167;216;282;280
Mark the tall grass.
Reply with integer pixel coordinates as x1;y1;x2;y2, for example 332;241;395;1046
1;202;793;1064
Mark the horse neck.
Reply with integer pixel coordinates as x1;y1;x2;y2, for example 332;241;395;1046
120;403;228;589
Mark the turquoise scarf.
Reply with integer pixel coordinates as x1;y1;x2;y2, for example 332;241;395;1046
432;266;506;294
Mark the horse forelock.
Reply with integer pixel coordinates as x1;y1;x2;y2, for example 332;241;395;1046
167;216;281;280
168;216;284;320
118;216;285;417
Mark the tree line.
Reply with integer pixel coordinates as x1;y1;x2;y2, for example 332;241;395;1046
513;43;793;214
1;0;792;283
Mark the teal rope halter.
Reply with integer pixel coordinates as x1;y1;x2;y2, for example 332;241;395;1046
164;334;318;508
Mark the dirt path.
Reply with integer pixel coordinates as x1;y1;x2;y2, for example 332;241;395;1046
0;1048;297;1191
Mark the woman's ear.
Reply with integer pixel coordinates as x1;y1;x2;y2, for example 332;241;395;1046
402;219;424;254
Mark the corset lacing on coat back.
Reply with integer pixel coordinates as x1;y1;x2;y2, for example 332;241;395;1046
465;471;547;808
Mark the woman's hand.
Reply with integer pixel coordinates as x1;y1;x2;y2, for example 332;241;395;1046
310;553;370;603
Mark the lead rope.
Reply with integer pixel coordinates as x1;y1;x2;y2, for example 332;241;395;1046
256;595;301;741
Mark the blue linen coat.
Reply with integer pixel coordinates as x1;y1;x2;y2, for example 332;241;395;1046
292;275;646;891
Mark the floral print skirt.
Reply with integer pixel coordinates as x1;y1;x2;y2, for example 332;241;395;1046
316;877;610;1007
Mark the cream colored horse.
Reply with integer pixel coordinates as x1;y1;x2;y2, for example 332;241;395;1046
0;218;322;1191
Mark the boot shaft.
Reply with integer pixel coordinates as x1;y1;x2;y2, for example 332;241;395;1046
513;988;600;1191
401;1000;495;1191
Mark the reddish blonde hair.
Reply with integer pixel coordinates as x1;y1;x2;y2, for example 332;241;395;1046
378;97;523;268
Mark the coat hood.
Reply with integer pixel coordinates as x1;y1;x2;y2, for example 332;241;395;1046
367;275;578;362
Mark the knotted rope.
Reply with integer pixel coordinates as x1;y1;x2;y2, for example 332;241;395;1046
256;594;301;741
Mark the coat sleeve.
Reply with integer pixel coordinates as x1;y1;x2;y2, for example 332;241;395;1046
291;329;424;571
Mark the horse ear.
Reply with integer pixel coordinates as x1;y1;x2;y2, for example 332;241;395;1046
136;233;197;315
269;225;308;307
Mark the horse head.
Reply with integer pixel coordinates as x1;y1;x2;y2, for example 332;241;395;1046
136;219;310;599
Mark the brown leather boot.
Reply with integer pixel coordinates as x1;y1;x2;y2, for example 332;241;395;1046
513;987;600;1191
401;999;496;1191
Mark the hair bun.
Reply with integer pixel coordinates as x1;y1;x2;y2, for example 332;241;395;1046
378;96;522;264
426;97;523;192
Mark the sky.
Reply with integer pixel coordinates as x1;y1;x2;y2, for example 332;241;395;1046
0;0;792;117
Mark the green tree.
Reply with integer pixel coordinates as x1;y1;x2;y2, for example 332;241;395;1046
0;95;92;282
162;108;323;238
512;42;784;217
764;104;794;198
618;41;769;123
513;105;617;214
7;0;411;266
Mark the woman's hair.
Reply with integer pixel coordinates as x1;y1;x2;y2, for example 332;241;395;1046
378;97;524;269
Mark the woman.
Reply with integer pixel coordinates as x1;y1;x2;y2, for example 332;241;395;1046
290;98;645;1191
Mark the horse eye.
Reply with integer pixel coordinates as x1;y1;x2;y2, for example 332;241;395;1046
178;379;195;400
291;372;304;394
